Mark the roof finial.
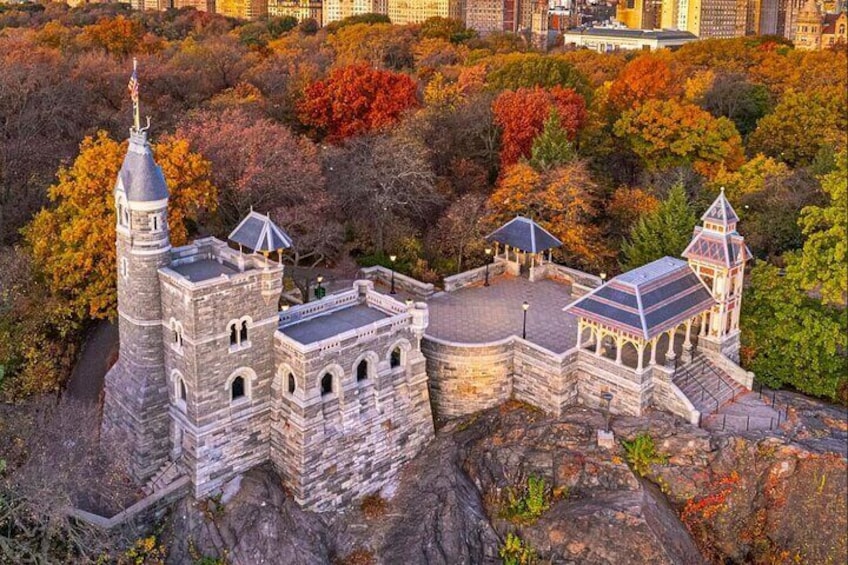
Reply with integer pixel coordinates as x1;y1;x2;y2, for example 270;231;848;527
128;57;140;133
720;186;725;194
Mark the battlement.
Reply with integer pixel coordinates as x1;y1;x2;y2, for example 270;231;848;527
162;237;283;289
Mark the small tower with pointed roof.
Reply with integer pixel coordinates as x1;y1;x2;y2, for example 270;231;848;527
682;189;751;362
102;59;172;481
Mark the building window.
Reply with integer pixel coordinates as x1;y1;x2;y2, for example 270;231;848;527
320;373;333;396
240;320;248;344
179;379;187;401
390;347;402;369
229;323;238;346
228;318;252;351
231;376;245;400
151;214;160;232
120;258;129;278
288;373;296;394
356;359;369;381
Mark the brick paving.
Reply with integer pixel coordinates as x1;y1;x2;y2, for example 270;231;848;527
425;275;580;354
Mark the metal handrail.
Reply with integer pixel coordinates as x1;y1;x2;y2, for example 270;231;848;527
674;366;720;415
697;354;738;404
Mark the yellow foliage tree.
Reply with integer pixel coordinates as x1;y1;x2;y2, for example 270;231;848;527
708;154;790;200
24;131;217;320
487;161;611;269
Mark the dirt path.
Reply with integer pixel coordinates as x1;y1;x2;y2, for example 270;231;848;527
65;321;118;403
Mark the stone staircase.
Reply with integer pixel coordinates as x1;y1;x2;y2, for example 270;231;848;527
673;353;745;417
143;460;183;495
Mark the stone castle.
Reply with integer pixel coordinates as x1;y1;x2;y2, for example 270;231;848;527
103;111;761;511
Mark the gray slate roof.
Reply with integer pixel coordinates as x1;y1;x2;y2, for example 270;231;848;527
701;189;739;228
229;210;293;253
564;257;715;341
566;27;697;40
117;130;169;202
486;216;562;254
682;227;750;268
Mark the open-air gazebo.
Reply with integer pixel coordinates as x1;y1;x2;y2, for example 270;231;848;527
228;209;293;270
486;216;562;278
564;257;716;371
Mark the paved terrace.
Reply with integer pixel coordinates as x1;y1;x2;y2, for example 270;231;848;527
425;275;580;354
279;305;388;345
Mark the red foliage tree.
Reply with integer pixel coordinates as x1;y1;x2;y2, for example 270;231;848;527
492;86;587;168
608;53;681;109
298;63;419;141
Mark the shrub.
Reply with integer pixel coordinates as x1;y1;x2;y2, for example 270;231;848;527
621;433;668;477
499;532;536;565
360;494;387;519
501;476;552;523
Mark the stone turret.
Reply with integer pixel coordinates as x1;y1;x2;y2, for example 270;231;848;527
102;124;173;481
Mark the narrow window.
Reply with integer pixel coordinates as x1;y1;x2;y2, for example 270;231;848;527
173;329;180;345
179;380;187;401
288;373;296;394
151;214;159;231
357;359;369;381
240;320;248;343
120;258;129;278
390;347;402;369
232;376;245;400
229;323;238;346
320;373;333;396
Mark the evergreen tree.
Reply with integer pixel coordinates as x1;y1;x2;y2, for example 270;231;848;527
528;109;576;171
620;183;697;270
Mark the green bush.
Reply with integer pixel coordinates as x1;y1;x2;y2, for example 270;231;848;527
621;433;668;477
499;532;536;565
501;476;551;523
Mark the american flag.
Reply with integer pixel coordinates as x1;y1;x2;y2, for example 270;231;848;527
128;65;139;104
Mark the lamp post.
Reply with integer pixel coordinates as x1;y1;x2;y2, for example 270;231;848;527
315;275;325;299
484;247;492;287
600;272;607;283
601;391;614;432
389;255;397;294
522;301;529;340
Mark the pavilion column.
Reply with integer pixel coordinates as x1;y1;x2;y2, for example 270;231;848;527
649;338;658;366
637;342;645;371
615;336;623;365
664;328;677;369
699;312;708;337
576;320;583;349
595;329;603;356
682;319;694;364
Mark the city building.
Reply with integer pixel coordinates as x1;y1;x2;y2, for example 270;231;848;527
386;0;465;24
821;11;848;47
465;0;511;33
794;0;824;47
615;0;663;29
268;0;322;21
561;26;697;50
661;0;760;37
322;0;385;26
171;0;215;12
216;0;268;19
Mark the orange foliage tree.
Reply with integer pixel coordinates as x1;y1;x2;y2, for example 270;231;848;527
24;131;217;320
492;86;587;168
606;187;660;239
608;53;682;109
487;160;610;268
614;99;744;178
78;15;144;56
299;63;419;141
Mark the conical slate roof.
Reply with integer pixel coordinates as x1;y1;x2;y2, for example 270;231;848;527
701;189;739;228
229;210;293;253
486;216;562;254
117;130;169;203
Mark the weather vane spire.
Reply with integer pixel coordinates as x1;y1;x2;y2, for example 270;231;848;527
128;57;140;133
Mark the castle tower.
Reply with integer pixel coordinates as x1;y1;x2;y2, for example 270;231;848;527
794;0;823;49
682;189;751;362
102;60;173;481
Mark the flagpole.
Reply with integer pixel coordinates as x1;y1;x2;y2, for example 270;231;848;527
132;57;140;132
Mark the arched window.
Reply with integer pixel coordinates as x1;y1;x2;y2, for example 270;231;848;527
288;373;296;394
357;359;369;381
179;379;187;401
240;320;249;344
390;347;402;369
229;323;238;346
320;373;333;396
231;376;245;400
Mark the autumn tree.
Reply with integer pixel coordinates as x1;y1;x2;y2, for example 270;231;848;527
24;131;217;320
327;23;416;69
299;64;419;141
420;16;476;43
699;73;771;137
485;54;590;97
608;53;681;109
77;15;143;56
324;132;440;254
177;108;331;244
428;192;489;273
487;160;609;269
787;154;847;306
492;86;587;167
707;154;790;200
748;88;846;167
614;99;744;178
605;187;660;241
528;109;576;171
620;183;696;270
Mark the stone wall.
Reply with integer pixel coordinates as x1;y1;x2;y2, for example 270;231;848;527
650;365;700;425
575;351;653;416
443;261;508;292
359;266;435;299
512;342;577;416
273;317;434;511
422;337;515;419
